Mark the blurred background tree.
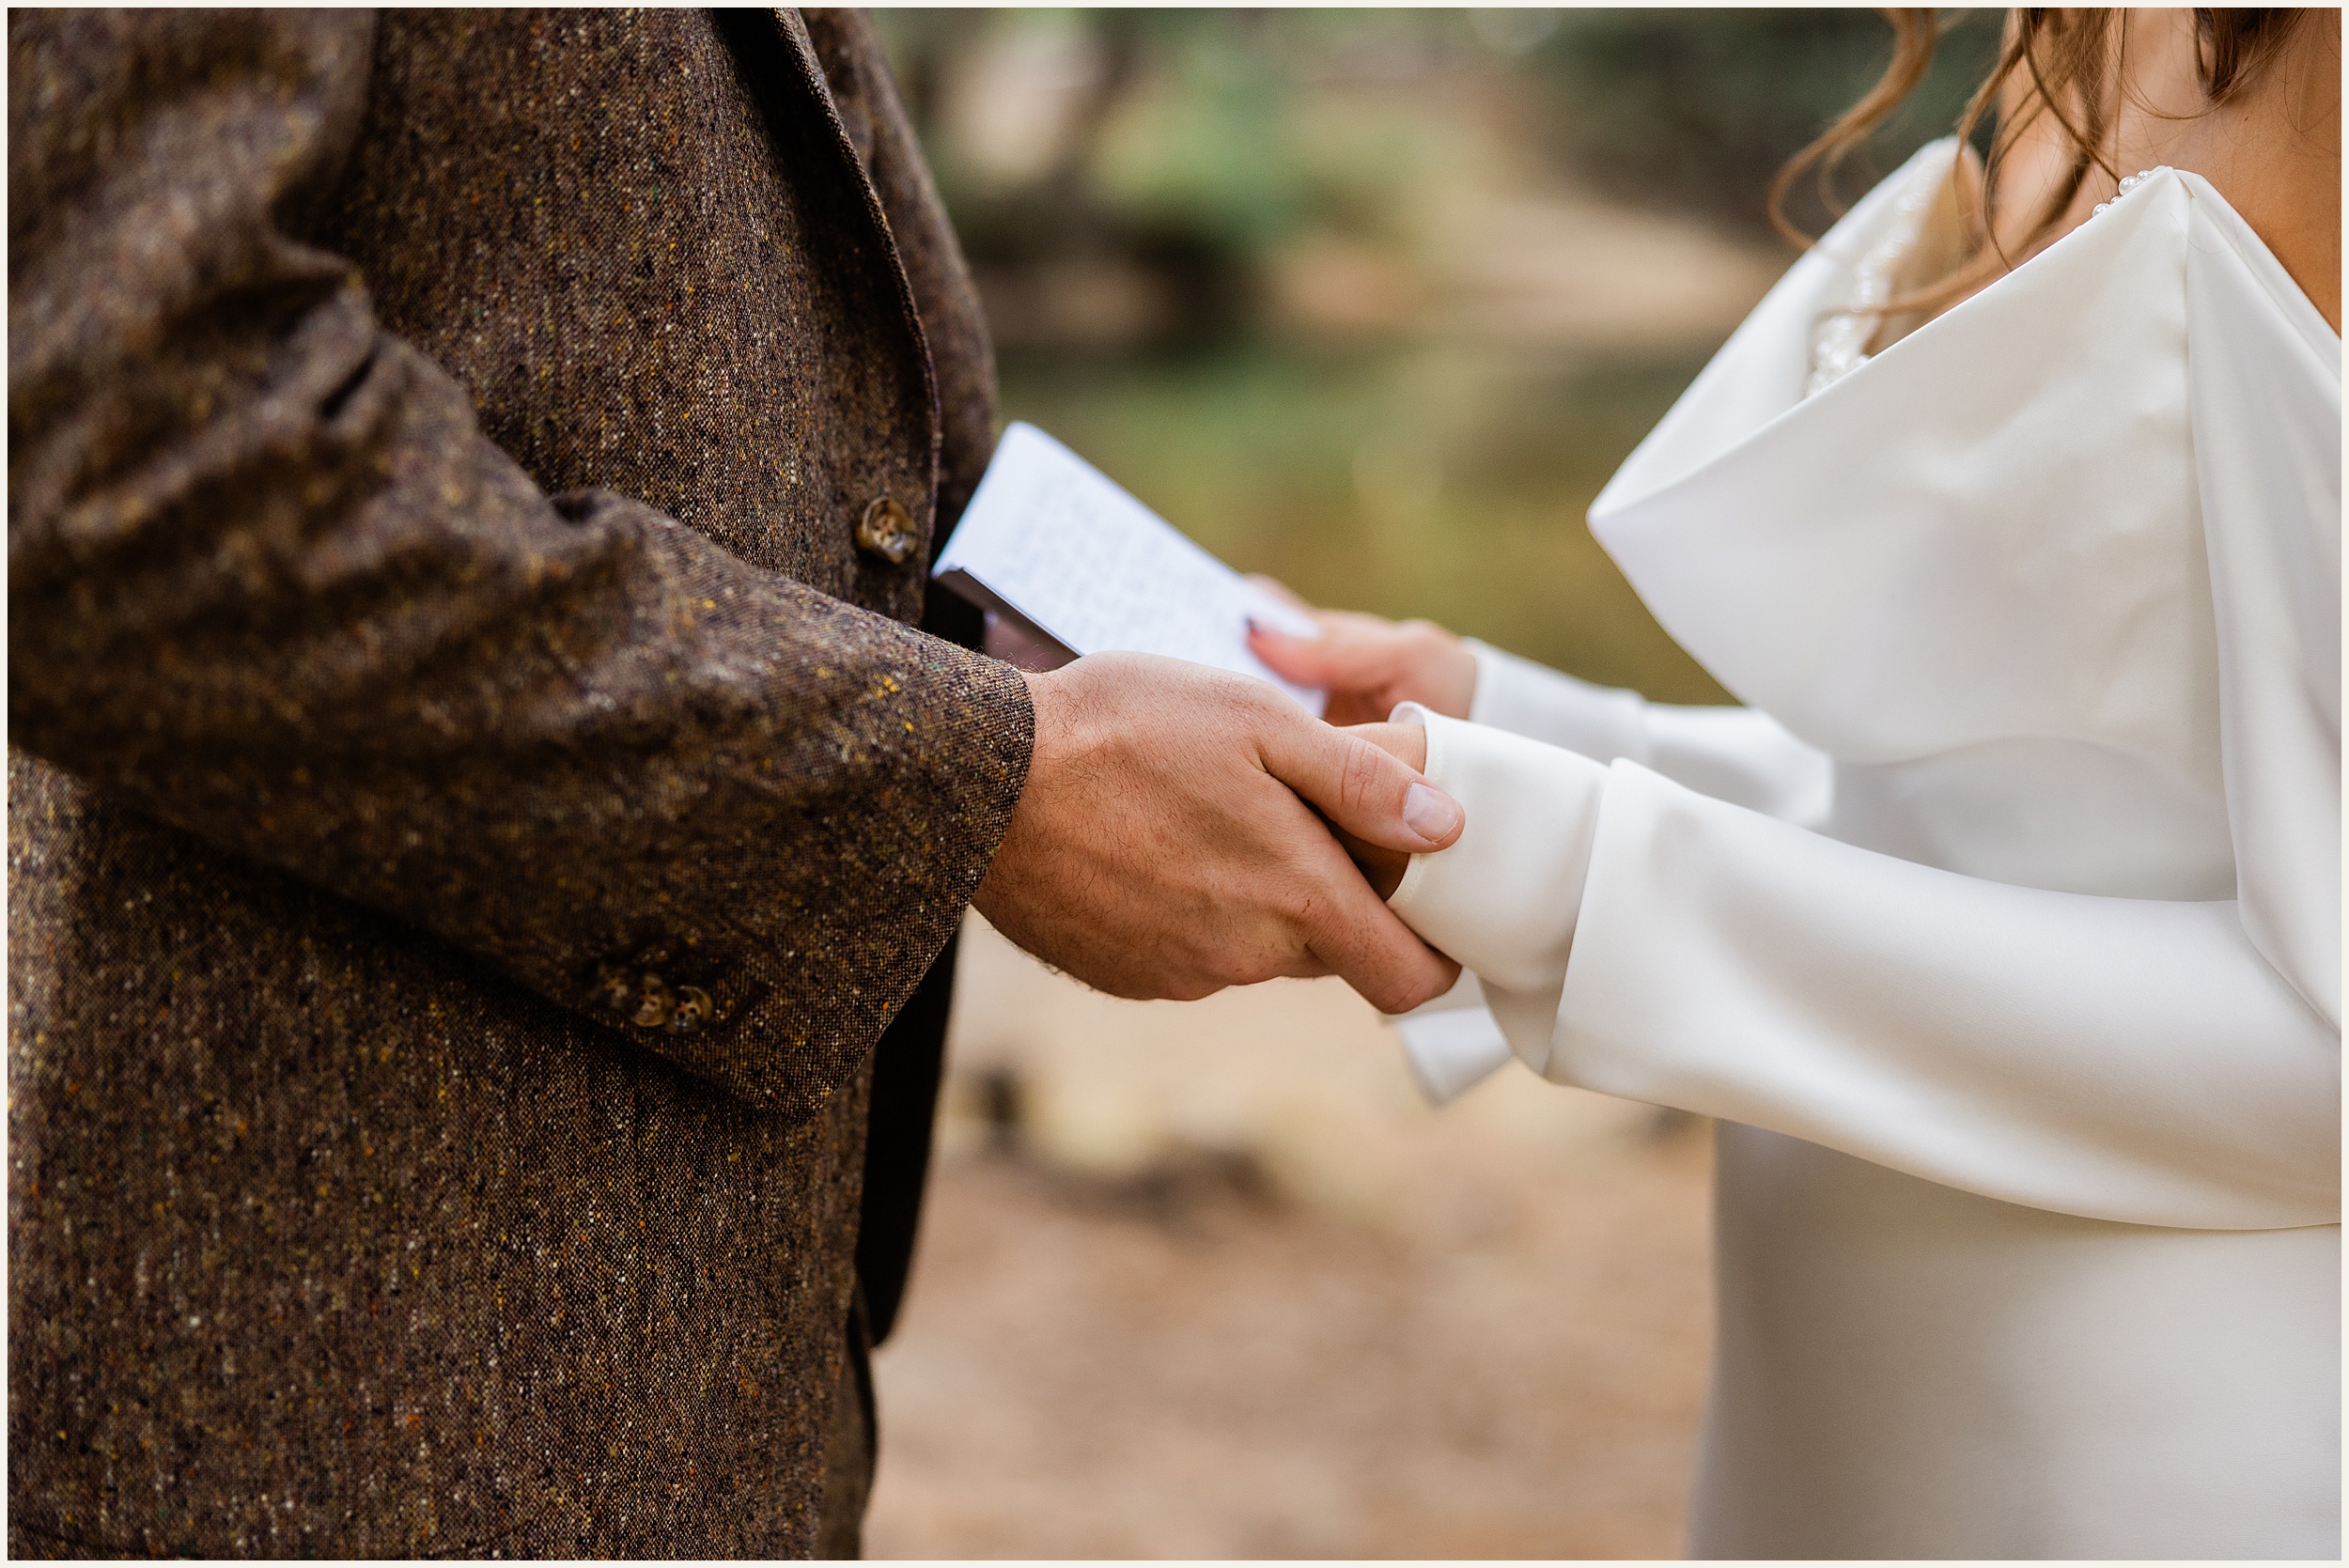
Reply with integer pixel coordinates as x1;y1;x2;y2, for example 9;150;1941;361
873;9;2001;704
1536;8;2000;241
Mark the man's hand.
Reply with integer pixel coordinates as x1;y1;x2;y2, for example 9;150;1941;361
974;653;1464;1013
1326;720;1430;901
1242;579;1478;726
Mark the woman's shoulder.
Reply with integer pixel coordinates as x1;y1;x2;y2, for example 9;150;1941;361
2170;169;2341;367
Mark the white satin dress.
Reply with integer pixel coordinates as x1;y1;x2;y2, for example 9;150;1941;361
1387;141;2341;1559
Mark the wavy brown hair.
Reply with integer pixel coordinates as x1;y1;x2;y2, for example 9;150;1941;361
1770;9;2305;309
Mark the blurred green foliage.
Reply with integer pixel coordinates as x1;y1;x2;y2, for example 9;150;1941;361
876;8;1449;339
1088;23;1307;256
878;8;2004;331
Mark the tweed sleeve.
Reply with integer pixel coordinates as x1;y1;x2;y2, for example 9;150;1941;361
6;9;1034;1114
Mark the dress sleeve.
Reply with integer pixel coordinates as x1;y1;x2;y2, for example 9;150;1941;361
1392;712;2339;1231
1390;644;1833;1101
1467;641;1832;824
6;10;1034;1113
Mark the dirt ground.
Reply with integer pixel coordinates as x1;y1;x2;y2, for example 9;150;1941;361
862;916;1715;1560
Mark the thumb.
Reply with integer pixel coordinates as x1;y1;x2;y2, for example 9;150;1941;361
1259;712;1463;856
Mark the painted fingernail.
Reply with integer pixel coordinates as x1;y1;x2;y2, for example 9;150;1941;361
1403;781;1461;844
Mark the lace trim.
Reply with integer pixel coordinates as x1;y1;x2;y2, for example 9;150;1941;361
1804;163;2170;398
1806;163;1941;397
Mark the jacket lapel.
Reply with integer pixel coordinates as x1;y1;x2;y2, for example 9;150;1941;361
753;8;942;516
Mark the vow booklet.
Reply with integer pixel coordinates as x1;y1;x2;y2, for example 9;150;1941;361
934;423;1326;713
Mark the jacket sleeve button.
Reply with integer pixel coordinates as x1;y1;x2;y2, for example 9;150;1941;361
854;496;920;565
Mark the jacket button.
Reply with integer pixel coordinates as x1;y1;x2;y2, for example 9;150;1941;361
669;986;713;1033
855;496;919;565
630;974;674;1030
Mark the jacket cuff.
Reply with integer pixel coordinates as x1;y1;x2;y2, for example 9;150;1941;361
1466;640;1652;764
1387;707;1610;1071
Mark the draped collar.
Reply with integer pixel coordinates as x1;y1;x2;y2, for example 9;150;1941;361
1588;145;2341;1022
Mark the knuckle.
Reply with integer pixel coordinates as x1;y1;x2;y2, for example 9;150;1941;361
1221;672;1275;717
1207;947;1271;990
1338;737;1390;816
1277;880;1323;938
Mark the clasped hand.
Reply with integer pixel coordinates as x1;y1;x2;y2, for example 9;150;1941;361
973;651;1464;1014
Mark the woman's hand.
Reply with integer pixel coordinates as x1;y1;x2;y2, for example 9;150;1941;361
1244;577;1478;726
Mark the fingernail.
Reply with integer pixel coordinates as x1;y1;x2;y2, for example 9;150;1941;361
1404;781;1461;844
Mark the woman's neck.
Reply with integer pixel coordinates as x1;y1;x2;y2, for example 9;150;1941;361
1997;9;2341;332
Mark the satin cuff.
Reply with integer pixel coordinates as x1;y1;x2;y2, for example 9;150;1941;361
1387;706;1610;1072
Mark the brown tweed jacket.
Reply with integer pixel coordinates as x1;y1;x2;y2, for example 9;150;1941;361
8;8;1028;1556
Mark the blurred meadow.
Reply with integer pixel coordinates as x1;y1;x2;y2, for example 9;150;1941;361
861;9;2001;1558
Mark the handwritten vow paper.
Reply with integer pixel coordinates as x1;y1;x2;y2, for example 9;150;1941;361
933;423;1326;713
